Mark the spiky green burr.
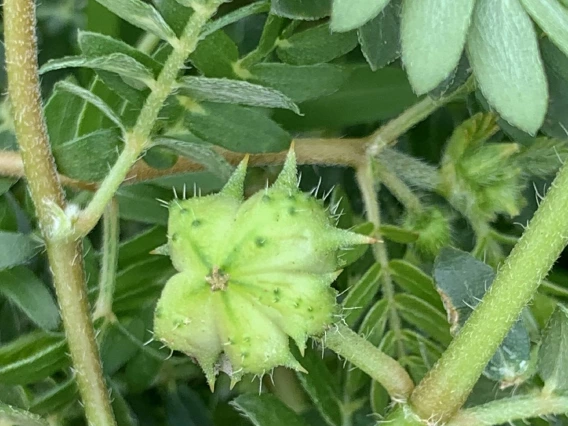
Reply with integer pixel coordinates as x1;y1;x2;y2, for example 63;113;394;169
153;147;374;389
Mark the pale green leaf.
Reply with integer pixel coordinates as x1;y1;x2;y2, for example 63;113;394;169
41;54;154;88
466;0;548;134
94;0;177;42
177;76;300;113
154;135;233;180
538;304;568;393
402;0;476;94
331;0;391;32
520;0;568;59
0;267;60;331
54;81;125;132
270;0;331;20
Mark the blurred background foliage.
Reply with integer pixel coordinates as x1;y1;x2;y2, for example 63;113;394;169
0;1;568;425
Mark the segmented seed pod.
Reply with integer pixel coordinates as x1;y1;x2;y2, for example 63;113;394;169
153;147;374;388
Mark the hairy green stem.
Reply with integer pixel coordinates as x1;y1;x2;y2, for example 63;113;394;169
446;393;568;426
3;1;116;424
410;158;568;421
74;1;222;238
374;159;423;213
356;160;405;358
93;199;120;321
324;324;414;401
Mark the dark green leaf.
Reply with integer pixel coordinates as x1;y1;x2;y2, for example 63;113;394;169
395;294;451;345
429;53;471;100
370;381;389;416
389;259;442;308
466;0;548;134
538;305;568;393
295;348;342;426
190;30;239;78
379;224;419;244
357;0;401;71
331;0;390;32
94;0;177;42
248;63;349;103
110;381;139;426
341;263;382;327
270;0;331;20
541;38;568;140
100;319;145;375
116;185;172;226
277;23;358;65
178;76;299;113
44;88;83;147
54;81;125;132
154;135;233;180
202;1;270;39
433;247;531;382
78;31;163;75
0;267;59;331
274;65;417;130
0;233;41;271
52;129;121;181
516;138;568;178
124;349;162;392
29;377;78;416
184;102;291;153
0;403;48;426
117;226;167;268
0;332;68;385
231;393;310;426
155;0;192;36
165;384;213;426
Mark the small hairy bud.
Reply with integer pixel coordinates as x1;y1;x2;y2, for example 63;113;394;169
153;147;374;389
403;207;451;259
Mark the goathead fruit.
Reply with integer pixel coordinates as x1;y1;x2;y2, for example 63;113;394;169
153;147;374;388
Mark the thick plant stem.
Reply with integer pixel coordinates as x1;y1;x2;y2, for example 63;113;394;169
93;199;119;321
356;160;405;358
410;159;568;422
74;1;222;238
446;393;568;426
3;1;116;425
325;324;414;401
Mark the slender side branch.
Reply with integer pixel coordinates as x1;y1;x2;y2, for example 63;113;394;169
374;159;423;213
446;393;568;426
356;160;405;358
3;1;115;425
367;77;475;155
93;199;120;321
324;324;414;401
73;1;223;238
410;158;568;422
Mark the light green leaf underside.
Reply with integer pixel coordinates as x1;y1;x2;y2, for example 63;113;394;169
402;0;476;94
520;0;568;59
331;0;391;32
467;0;548;134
